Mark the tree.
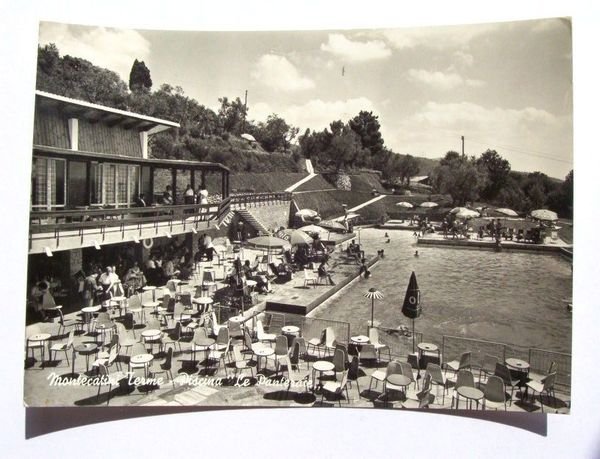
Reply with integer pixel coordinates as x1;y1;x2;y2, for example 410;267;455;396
476;149;511;201
218;96;247;135
254;114;299;153
36;44;129;109
326;126;364;171
129;59;153;92
399;154;420;185
547;170;573;218
430;151;488;206
348;111;385;157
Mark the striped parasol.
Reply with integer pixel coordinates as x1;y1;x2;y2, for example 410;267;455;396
364;287;384;332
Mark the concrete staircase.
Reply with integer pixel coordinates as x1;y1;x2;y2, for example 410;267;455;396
236;209;270;235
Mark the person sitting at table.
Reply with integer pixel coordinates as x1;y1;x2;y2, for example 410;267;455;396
242;260;255;278
97;266;119;302
162;185;174;205
318;260;335;286
163;257;180;279
124;261;146;295
135;193;147;207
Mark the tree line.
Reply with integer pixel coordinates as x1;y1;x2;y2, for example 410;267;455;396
430;150;573;217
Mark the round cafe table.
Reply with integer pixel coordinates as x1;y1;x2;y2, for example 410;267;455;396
95;322;115;348
456;386;484;410
142;329;163;354
130;353;154;378
350;335;369;345
505;357;530;385
254;347;275;374
192;296;213;313
73;343;99;374
27;333;51;364
312;360;335;391
282;325;300;335
109;295;127;315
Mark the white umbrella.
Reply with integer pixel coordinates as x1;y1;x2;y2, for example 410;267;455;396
299;224;329;236
450;206;473;214
396;202;413;208
494;208;519;217
420;202;438;208
530;209;558;221
241;133;256;142
296;209;318;218
455;208;480;219
364;287;384;332
318;220;346;231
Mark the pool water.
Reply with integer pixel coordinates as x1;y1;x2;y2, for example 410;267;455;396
311;228;572;353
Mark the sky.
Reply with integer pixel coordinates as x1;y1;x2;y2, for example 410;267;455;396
38;19;573;178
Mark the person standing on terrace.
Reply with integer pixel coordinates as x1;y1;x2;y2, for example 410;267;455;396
98;266;119;302
184;184;195;204
135;193;147;207
197;186;209;205
162;185;174;205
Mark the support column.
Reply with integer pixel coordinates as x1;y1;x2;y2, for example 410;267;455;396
140;131;149;158
66;248;83;276
68;118;79;150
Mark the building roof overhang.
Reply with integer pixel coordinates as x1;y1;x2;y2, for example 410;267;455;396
35;90;180;134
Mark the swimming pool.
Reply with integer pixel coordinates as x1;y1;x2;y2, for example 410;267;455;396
310;228;572;354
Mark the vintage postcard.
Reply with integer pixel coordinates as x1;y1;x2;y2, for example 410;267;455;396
25;18;572;415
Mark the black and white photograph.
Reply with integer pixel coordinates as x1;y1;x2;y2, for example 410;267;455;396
5;1;600;454
23;17;575;417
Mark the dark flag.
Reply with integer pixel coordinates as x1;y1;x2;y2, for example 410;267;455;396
402;271;421;319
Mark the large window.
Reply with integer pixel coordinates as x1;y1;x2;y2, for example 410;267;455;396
31;157;65;210
90;162;139;207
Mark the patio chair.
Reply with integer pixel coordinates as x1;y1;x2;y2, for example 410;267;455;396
401;387;432;410
127;295;144;328
115;321;137;356
150;347;175;389
212;327;230;352
161;321;182;354
451;369;475;409
290;336;309;368
443;351;471;378
307;329;326;358
96;362;127;405
324;327;337;356
347;355;361;397
483;375;507;411
425;363;449;405
369;360;401;393
280;355;310;399
232;344;255;379
525;372;557;413
228;320;244;340
359;344;379;367
157;294;175;327
478;354;499;383
274;335;289;372
208;338;232;376
129;342;152;376
303;269;317;288
211;311;227;337
399;361;418;390
321;369;350;406
56;309;83;336
49;329;74;366
256;319;276;346
494;363;520;406
369;327;391;362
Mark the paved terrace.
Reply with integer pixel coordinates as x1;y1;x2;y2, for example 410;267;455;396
24;231;569;412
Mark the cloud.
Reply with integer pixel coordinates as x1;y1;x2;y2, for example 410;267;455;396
251;54;314;91
320;33;391;62
249;97;377;132
454;50;474;67
385;101;572;177
382;23;497;50
406;69;485;90
39;23;150;82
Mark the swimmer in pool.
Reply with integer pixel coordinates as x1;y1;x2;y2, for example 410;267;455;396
414;250;419;257
384;232;389;238
386;238;391;243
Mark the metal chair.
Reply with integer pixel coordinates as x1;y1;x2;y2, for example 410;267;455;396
478;354;499;383
525;372;557;413
483;375;507;411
